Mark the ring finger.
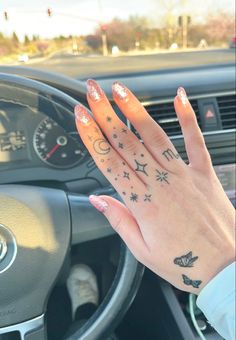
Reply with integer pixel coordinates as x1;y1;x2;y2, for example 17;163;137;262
74;104;148;211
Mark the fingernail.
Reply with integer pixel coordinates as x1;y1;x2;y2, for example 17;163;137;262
177;87;188;106
74;104;92;125
89;195;109;213
112;82;129;101
87;79;104;102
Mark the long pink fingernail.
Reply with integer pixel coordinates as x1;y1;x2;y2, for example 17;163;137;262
74;104;92;125
89;195;109;213
112;82;129;101
87;79;104;102
177;87;188;106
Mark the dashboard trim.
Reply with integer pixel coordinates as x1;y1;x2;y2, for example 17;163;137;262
141;90;235;106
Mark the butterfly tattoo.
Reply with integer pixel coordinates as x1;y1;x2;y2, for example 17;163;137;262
174;251;198;268
182;274;202;289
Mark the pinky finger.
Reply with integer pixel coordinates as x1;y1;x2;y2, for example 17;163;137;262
174;87;212;171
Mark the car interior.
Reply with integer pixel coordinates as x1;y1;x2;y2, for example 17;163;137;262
0;1;235;340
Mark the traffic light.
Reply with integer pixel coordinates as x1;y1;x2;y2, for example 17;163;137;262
178;15;191;26
47;8;52;17
4;11;8;20
100;24;108;32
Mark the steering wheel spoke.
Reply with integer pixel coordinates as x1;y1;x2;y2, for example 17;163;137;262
0;315;47;340
68;192;116;244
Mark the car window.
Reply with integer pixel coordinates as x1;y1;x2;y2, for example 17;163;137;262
0;0;235;78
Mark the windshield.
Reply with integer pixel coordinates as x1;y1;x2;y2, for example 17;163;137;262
0;0;235;79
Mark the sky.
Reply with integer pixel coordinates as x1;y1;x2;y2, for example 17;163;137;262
0;0;235;40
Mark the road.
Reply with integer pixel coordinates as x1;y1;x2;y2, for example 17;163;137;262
23;49;235;79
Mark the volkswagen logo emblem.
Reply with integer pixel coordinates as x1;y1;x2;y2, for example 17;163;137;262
0;236;7;262
0;224;17;273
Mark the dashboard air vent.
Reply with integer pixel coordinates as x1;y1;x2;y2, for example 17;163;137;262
217;95;236;130
141;100;200;136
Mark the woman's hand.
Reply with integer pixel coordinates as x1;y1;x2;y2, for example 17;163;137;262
74;80;235;294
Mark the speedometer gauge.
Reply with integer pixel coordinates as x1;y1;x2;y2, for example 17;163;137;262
33;117;85;168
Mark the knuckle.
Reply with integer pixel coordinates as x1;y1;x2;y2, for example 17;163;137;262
149;130;169;148
106;155;121;172
121;137;139;154
113;215;123;234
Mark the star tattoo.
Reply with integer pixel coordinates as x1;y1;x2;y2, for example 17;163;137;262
88;135;93;141
107;167;112;173
106;116;112;122
134;160;148;176
113;134;118;139
123;171;130;180
122;191;126;195
130;193;138;202
121;128;128;133
118;142;124;149
156;169;169;184
144;194;152;202
94;127;99;133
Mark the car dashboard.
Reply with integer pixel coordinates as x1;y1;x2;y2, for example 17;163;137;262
0;63;235;339
0;64;235;205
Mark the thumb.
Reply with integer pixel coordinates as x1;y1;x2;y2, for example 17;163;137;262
89;195;148;260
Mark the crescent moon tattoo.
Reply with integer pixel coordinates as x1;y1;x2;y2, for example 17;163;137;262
93;138;111;155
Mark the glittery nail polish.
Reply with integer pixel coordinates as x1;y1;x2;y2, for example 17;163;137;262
112;82;129;101
177;87;188;106
74;104;91;125
87;79;104;101
89;195;109;213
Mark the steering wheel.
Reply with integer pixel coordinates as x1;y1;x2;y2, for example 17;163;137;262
0;74;144;340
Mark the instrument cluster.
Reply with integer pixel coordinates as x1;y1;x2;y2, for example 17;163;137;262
0;102;86;171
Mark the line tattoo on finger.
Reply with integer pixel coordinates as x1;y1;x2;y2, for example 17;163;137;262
162;148;180;161
174;251;198;267
135;160;148;176
156;169;169;184
123;171;130;180
93;138;111;155
182;274;202;289
144;194;152;202
121;128;128;133
130;192;138;202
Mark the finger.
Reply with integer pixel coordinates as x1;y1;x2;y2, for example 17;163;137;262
74;104;147;215
111;82;186;173
86;79;165;183
89;195;149;262
174;87;212;170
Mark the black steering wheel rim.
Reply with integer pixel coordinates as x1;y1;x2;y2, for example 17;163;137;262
0;73;144;340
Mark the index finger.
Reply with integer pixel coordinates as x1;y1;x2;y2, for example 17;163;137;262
74;104;146;206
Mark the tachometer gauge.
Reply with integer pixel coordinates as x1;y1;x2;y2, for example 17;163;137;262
33;117;85;168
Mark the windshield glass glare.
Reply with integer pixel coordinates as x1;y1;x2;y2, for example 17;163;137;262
0;0;235;78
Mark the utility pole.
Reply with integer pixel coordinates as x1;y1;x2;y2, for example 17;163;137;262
180;0;188;49
100;24;108;56
182;14;188;49
178;14;190;49
97;0;108;56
